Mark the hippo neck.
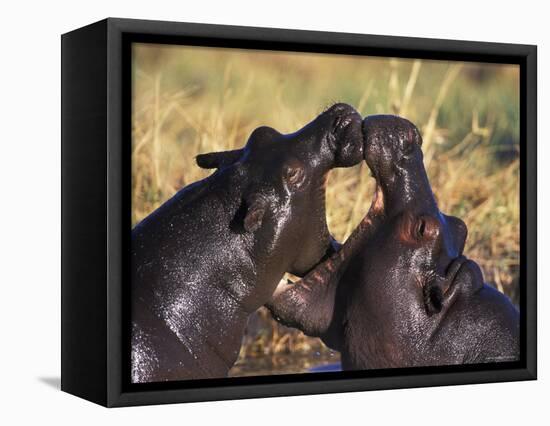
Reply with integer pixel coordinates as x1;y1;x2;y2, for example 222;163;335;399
382;166;438;214
279;171;332;277
241;222;296;307
175;169;296;313
151;280;250;373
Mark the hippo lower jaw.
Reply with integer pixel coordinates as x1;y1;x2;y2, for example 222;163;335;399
286;237;337;278
443;256;484;297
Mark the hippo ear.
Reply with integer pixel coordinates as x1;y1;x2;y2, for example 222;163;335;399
196;148;244;169
243;199;266;233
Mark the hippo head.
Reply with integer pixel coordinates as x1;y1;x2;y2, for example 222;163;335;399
268;114;518;368
345;116;473;366
196;103;364;278
359;115;471;319
347;115;519;367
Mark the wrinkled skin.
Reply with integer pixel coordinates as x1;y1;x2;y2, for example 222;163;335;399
268;115;519;369
131;103;364;382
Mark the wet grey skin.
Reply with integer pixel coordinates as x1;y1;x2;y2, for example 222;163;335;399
131;103;364;382
268;115;519;369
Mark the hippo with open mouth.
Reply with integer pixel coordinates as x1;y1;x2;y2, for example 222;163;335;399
268;114;519;369
131;103;364;382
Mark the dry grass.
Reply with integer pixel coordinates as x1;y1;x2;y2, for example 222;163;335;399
131;43;520;374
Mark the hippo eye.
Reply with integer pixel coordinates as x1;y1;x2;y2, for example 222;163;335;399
283;160;306;188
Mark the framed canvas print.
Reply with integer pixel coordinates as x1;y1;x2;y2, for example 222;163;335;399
61;18;537;407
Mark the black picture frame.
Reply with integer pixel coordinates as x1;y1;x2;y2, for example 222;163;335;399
61;17;537;407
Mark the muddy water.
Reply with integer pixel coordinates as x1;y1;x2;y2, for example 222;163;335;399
229;351;341;377
228;307;342;377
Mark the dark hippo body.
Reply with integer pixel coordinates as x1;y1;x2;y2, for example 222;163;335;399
131;104;364;382
268;115;519;369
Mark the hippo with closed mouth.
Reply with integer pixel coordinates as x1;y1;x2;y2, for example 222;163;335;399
131;103;364;382
268;114;519;369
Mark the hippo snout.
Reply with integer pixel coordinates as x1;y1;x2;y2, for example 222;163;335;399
362;114;423;177
326;103;364;167
362;115;422;151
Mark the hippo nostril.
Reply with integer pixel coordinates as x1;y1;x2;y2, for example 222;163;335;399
326;102;354;115
332;115;353;133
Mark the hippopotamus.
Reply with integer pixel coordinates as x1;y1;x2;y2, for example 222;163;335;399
131;103;364;382
268;114;519;369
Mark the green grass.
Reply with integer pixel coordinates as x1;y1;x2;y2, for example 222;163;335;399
131;43;520;374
